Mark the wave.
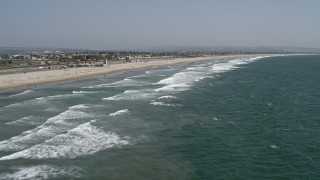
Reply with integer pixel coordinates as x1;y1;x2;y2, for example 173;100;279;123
150;101;182;107
109;109;130;117
9;90;32;97
210;56;267;73
155;83;191;92
43;107;60;112
158;95;177;99
270;145;280;149
84;78;146;88
126;74;147;79
103;89;155;101
40;94;82;100
211;62;237;73
145;68;175;74
2;97;48;109
4;116;39;126
157;71;207;85
0;165;81;179
72;91;100;94
0;122;130;160
2;93;81;109
0;105;93;151
155;69;209;93
103;56;268;101
68;104;90;109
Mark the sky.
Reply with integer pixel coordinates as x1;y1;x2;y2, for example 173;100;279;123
0;0;320;50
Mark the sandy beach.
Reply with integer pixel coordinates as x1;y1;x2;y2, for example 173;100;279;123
0;55;247;90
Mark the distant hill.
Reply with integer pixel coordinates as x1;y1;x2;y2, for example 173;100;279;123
0;47;89;55
146;46;320;53
1;46;320;54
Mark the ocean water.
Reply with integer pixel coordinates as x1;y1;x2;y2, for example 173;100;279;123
0;55;320;179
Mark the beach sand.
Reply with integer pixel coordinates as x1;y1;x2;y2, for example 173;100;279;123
0;55;247;90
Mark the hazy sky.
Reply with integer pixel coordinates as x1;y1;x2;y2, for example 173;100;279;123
1;0;320;50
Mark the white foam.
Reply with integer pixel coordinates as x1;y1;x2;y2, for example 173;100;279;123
211;62;237;73
145;68;174;74
84;78;145;88
0;165;80;179
270;145;279;149
158;95;177;99
68;104;90;109
0;122;130;160
72;91;99;94
157;71;206;85
155;83;191;92
9;90;32;97
0;106;93;151
42;94;82;100
102;56;267;101
210;56;268;73
109;109;130;117
103;89;155;101
186;67;208;71
2;97;48;109
150;101;182;107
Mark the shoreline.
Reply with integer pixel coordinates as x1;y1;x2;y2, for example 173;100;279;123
0;55;255;90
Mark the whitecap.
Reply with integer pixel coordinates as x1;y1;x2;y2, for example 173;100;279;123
156;71;207;86
155;83;191;92
145;68;175;74
43;94;82;100
68;104;90;109
270;145;280;149
212;117;219;121
72;91;99;94
109;109;130;117
103;89;155;101
150;101;182;107
0;122;130;160
158;95;177;99
211;62;237;73
84;78;146;88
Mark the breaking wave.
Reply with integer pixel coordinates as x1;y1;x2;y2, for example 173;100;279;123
0;105;93;151
150;101;182;107
109;109;130;117
0;122;130;160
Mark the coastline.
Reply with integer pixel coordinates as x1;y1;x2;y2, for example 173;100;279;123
0;55;252;90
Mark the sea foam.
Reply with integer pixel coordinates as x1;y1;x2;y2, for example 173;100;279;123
84;78;146;88
103;89;155;101
109;109;130;117
9;90;32;97
0;165;81;179
150;101;182;107
158;95;177;99
0;105;93;151
0;122;129;160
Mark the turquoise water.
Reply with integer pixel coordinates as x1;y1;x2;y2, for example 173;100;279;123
0;55;320;179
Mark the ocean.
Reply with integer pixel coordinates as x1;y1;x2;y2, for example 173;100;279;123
0;55;319;179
